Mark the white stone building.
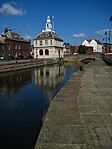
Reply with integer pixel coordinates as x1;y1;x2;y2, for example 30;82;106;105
82;39;103;52
34;16;64;59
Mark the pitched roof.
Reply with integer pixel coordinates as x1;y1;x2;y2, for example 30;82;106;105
93;39;102;44
86;39;102;44
86;39;92;43
5;30;30;43
0;40;5;44
34;31;63;41
0;36;5;44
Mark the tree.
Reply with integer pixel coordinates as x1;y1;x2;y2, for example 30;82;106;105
78;45;88;54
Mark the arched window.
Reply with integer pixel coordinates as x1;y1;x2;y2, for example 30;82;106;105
45;49;49;55
39;49;43;55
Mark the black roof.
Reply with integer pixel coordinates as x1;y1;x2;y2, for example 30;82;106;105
34;31;63;41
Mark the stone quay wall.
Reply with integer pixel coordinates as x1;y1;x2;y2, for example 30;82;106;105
35;59;112;149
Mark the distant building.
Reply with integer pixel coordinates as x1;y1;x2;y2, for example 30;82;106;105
103;43;112;53
34;16;64;59
1;28;31;59
63;43;72;55
70;46;79;54
82;39;103;53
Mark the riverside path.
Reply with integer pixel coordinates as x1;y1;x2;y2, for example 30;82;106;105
34;59;112;149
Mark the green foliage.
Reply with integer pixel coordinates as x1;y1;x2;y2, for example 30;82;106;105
78;45;88;54
58;59;68;64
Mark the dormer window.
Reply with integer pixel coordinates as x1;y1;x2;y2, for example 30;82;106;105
45;33;49;37
40;34;44;37
14;35;18;39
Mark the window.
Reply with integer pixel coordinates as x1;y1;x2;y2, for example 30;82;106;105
40;40;42;45
47;24;49;28
15;44;17;49
50;40;52;45
18;45;20;49
45;40;48;45
45;33;49;37
39;49;43;55
45;49;49;55
2;46;4;50
40;34;44;37
8;45;10;50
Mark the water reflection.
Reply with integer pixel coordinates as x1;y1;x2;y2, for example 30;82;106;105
0;70;32;95
34;65;64;89
0;63;76;149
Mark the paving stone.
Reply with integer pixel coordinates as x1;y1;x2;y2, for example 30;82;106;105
53;97;77;102
35;144;87;149
81;113;112;124
44;111;81;125
37;125;85;144
34;59;112;149
48;101;79;111
79;106;98;113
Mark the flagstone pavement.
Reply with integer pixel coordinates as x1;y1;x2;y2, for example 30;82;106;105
35;59;112;149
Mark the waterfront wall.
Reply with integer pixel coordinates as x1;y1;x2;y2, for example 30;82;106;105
34;59;112;149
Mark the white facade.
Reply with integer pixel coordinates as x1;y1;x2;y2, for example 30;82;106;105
82;39;103;52
34;16;64;59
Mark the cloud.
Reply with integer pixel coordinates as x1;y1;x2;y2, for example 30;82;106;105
73;33;86;38
94;29;111;36
0;2;26;15
26;23;30;27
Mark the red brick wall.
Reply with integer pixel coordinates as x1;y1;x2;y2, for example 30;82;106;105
6;39;31;58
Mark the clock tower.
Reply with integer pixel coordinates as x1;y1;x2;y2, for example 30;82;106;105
45;16;53;32
34;16;64;60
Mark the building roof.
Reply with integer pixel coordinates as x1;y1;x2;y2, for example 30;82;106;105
0;36;5;44
0;40;5;45
86;39;92;43
3;29;30;43
34;31;63;41
93;39;102;44
34;16;63;42
86;39;102;45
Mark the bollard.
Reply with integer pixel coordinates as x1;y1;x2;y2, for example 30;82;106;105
80;66;84;71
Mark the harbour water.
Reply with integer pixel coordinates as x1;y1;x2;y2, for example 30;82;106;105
0;63;77;149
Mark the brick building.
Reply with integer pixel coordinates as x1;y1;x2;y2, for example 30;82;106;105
103;43;112;53
70;46;79;54
1;28;31;59
0;36;6;59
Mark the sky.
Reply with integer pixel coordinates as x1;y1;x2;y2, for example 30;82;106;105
0;0;112;45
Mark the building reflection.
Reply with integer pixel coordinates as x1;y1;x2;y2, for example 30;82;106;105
34;65;65;90
0;70;32;94
0;65;65;96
